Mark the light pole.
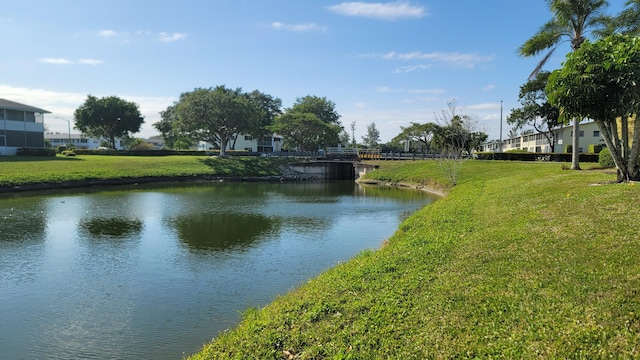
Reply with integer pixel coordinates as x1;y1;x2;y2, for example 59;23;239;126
499;100;503;153
54;116;72;147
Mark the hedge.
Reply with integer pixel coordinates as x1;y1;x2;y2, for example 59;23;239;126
475;152;599;162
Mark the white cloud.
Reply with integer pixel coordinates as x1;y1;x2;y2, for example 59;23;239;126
328;1;427;21
0;85;174;138
98;29;118;38
375;86;444;94
353;102;368;109
467;102;501;111
158;32;187;42
270;22;327;32
364;51;494;68
40;58;104;65
39;58;71;65
393;64;431;73
482;84;496;91
99;29;187;43
78;58;104;65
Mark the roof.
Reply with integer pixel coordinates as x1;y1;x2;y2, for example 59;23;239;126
0;98;51;114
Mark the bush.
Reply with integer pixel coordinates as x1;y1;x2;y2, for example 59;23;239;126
56;146;67;154
598;147;615;168
565;145;572;153
16;148;57;157
588;144;605;154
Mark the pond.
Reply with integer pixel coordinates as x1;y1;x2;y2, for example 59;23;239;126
0;181;437;359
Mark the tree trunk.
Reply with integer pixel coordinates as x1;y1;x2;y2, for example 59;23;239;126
219;135;228;157
571;119;581;170
627;115;640;181
595;119;628;182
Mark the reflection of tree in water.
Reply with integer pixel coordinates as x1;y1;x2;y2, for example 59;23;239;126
79;218;143;239
172;212;280;252
0;206;46;243
274;181;355;203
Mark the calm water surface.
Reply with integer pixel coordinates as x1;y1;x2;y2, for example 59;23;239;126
0;181;436;359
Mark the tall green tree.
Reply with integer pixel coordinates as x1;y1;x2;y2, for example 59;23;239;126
361;122;381;148
547;34;640;182
277;95;343;150
74;95;144;149
604;0;640;35
290;96;341;125
519;0;610;170
174;86;262;157
507;71;561;152
270;112;341;152
394;122;439;153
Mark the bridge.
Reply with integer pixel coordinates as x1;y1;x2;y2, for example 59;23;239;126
289;161;378;180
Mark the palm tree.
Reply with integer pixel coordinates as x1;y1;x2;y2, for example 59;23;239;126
519;0;610;170
609;0;640;35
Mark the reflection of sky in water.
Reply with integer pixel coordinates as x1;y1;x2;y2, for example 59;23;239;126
0;182;436;360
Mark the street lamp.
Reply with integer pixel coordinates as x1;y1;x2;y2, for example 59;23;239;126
54;116;72;147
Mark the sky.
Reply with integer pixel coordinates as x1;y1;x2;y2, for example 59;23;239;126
0;0;631;143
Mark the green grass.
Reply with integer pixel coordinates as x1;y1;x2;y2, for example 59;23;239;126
188;160;640;359
0;155;299;187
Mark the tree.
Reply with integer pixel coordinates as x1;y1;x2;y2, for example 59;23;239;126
508;71;561;152
290;96;341;125
604;0;640;35
278;95;344;150
394;122;439;154
338;130;351;146
154;103;189;149
547;34;640;182
74;95;144;149
519;0;610;170
270;112;342;152
246;90;282;137
174;86;262;157
361;122;381;148
431;100;487;185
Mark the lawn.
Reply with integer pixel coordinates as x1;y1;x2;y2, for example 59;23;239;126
189;160;640;359
0;155;300;187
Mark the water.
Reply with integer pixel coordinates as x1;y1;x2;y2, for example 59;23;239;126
0;181;436;359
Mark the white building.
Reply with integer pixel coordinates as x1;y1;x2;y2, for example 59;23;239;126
44;133;126;150
484;121;605;153
199;134;283;153
0;99;49;155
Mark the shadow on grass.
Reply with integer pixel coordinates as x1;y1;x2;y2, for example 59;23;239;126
0;156;85;162
198;156;286;177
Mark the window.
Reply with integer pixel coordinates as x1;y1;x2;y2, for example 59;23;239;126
579;131;584;137
593;130;600;137
6;110;23;121
244;135;253;141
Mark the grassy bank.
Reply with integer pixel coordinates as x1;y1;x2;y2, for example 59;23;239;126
189;160;640;359
0;155;300;188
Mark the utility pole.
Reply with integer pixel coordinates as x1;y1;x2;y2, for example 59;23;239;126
499;100;503;153
350;121;356;147
55;116;72;147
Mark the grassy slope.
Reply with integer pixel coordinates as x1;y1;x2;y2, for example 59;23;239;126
0;155;297;187
190;160;640;359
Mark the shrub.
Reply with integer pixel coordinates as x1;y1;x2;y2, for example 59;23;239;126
598;147;615;168
588;144;605;154
56;146;67;154
565;145;572;153
16;148;56;157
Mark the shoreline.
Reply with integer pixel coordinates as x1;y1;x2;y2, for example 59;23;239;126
356;178;447;197
0;174;314;194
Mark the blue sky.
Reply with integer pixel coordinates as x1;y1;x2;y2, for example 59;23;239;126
0;0;630;142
